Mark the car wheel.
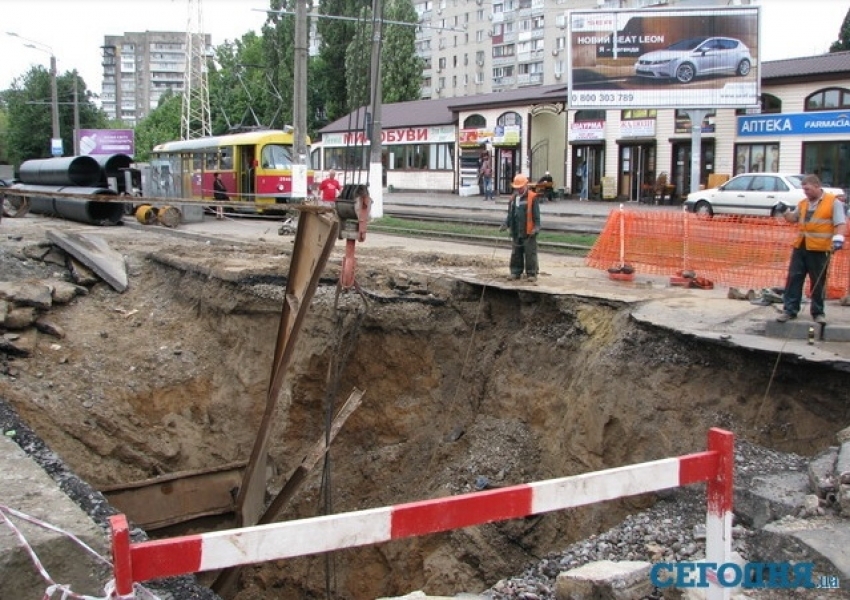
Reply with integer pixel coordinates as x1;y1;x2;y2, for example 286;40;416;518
694;200;713;217
675;63;695;83
736;59;751;76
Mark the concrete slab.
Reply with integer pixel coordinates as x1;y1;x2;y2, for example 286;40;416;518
0;435;110;599
735;471;810;528
751;516;850;580
45;230;128;292
631;296;850;368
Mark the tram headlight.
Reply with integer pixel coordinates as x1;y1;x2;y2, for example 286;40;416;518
277;184;284;191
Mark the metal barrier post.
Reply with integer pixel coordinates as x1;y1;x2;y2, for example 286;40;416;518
109;514;134;597
705;427;734;600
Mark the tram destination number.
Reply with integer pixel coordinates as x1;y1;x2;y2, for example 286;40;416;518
572;92;634;105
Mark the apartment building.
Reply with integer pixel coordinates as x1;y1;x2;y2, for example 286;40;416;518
415;0;753;99
100;31;211;125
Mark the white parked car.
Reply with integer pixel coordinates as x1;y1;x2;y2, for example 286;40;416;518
684;173;847;217
634;36;752;84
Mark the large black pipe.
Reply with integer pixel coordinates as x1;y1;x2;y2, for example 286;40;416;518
14;184;125;226
19;156;102;187
95;153;134;188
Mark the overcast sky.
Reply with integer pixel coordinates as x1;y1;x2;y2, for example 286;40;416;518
1;0;847;95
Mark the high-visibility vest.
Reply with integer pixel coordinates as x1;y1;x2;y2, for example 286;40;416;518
793;193;839;252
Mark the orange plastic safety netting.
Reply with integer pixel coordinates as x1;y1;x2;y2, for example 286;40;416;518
586;208;850;297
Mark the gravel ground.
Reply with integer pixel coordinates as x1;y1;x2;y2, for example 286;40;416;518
481;440;850;600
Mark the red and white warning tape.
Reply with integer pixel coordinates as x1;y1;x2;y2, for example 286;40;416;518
0;505;164;600
110;428;734;600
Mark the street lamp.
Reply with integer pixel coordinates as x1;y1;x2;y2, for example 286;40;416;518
7;32;62;156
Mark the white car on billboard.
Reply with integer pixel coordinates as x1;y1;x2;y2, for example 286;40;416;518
634;36;753;84
684;173;846;217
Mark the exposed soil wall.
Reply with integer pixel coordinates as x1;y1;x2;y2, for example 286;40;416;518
2;225;849;599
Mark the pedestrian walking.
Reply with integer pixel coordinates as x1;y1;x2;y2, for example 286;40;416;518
500;173;541;282
577;161;588;201
479;152;494;201
213;172;228;220
776;174;846;324
318;170;342;204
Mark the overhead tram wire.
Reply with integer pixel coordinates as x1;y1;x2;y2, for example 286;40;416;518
255;8;468;33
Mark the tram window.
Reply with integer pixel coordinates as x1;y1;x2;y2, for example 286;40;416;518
261;144;293;169
220;148;233;170
205;152;218;170
193;154;203;170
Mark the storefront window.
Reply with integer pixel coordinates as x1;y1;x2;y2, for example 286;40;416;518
736;93;781;116
385;143;454;170
734;143;779;174
325;146;368;171
621;109;656;120
805;87;850;111
675;110;716;133
803;142;849;188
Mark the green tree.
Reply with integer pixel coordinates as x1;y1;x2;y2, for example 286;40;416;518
132;91;182;162
342;0;422;117
262;0;299;132
3;67;107;165
314;0;369;126
0;104;10;166
829;6;850;52
344;5;375;111
382;0;424;104
210;32;282;133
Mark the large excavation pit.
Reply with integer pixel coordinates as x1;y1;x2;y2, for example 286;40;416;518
1;225;849;599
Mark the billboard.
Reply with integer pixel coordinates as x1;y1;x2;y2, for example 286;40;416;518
76;129;135;157
567;7;760;109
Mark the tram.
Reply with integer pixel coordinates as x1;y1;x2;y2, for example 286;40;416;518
149;128;314;211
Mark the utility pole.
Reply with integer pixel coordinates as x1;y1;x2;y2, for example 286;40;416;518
292;0;309;199
73;75;80;156
368;0;384;217
48;54;60;156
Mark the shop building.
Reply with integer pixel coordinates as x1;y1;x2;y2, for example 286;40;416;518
316;51;850;199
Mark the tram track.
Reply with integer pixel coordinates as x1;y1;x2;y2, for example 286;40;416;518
382;207;605;235
374;206;600;254
366;224;595;254
204;204;601;253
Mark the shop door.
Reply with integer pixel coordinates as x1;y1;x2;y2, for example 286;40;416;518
572;145;604;199
619;144;656;201
496;148;519;195
670;141;715;202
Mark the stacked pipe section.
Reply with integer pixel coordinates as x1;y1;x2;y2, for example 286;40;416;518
13;155;130;225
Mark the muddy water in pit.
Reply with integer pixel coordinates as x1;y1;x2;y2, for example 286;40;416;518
3;241;849;600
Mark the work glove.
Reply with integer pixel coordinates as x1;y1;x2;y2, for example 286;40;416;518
531;227;540;235
775;202;789;214
833;234;845;251
499;224;507;232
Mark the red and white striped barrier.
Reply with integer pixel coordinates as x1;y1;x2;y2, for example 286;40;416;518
110;428;733;599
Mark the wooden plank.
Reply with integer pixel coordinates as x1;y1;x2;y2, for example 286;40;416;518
101;463;246;530
212;388;364;597
234;211;339;528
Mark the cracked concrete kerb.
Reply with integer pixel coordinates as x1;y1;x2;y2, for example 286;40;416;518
0;434;111;599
